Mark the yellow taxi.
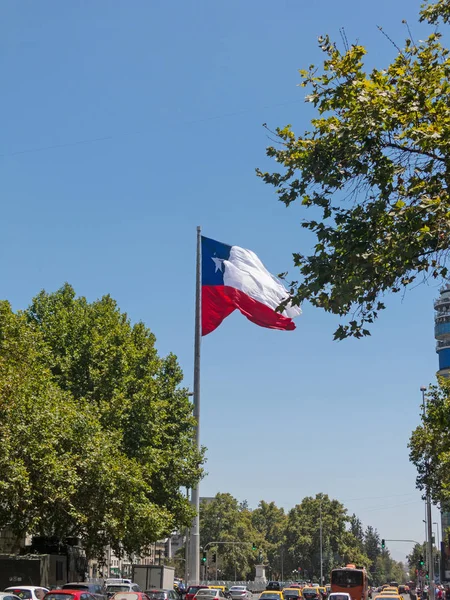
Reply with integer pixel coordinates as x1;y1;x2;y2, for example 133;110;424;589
260;592;284;600
374;594;402;600
302;589;321;600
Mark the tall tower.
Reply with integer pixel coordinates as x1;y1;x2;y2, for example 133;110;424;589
435;284;450;377
435;285;450;582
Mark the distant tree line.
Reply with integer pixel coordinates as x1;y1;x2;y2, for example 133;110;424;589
197;493;407;583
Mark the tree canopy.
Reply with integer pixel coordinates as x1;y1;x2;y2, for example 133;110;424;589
409;377;450;508
0;284;203;559
199;492;406;584
258;0;450;339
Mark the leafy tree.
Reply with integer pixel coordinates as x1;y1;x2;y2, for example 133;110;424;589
284;494;370;580
252;501;287;578
364;526;382;582
257;0;450;339
0;285;203;559
349;515;364;551
200;493;261;580
409;378;450;506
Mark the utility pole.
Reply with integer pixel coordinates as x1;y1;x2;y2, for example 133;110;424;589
422;386;435;600
319;499;323;585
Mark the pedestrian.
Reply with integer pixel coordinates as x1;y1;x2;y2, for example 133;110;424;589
446;586;450;600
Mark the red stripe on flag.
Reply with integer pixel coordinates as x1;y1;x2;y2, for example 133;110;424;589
202;285;296;336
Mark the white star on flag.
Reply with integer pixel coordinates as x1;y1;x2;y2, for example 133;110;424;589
211;256;224;272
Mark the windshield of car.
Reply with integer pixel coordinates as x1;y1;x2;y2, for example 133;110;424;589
188;589;202;595
45;595;75;600
196;593;217;597
330;595;350;600
260;595;281;599
303;592;319;598
107;588;130;594
230;589;245;592
331;571;364;587
5;591;32;600
62;587;88;592
284;593;301;598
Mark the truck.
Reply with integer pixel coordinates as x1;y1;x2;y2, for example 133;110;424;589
131;565;175;591
0;554;67;589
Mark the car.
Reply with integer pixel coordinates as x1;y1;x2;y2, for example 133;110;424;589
185;588;210;600
267;584;282;593
61;585;105;600
44;591;98;600
302;589;321;600
374;595;402;600
105;587;140;600
194;592;227;600
259;593;283;600
110;593;150;600
283;589;302;600
105;583;132;588
5;589;49;600
0;594;23;600
145;591;179;600
328;594;352;600
228;588;252;600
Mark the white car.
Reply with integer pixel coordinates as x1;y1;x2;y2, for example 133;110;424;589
4;588;49;600
228;588;252;600
328;594;352;600
194;592;226;600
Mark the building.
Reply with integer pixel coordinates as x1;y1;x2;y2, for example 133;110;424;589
434;284;450;377
434;285;450;580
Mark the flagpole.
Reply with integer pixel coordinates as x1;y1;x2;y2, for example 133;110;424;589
189;225;202;584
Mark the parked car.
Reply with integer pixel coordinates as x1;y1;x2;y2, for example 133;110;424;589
105;586;140;600
5;589;49;600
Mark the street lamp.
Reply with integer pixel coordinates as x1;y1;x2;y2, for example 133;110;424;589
433;522;440;582
421;386;434;600
319;498;323;586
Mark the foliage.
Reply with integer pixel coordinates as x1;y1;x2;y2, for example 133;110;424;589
0;285;203;559
409;377;450;507
200;493;263;580
199;492;407;584
252;501;287;578
257;0;450;339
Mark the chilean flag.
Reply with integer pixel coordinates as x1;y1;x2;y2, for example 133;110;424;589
202;236;301;336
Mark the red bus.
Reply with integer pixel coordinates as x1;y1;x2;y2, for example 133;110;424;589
331;564;368;600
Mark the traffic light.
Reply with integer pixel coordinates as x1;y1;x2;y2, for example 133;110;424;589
420;555;424;567
381;539;385;549
212;553;217;564
201;551;207;564
425;572;429;580
252;542;257;551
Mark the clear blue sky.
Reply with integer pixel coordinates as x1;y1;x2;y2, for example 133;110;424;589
1;0;443;562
